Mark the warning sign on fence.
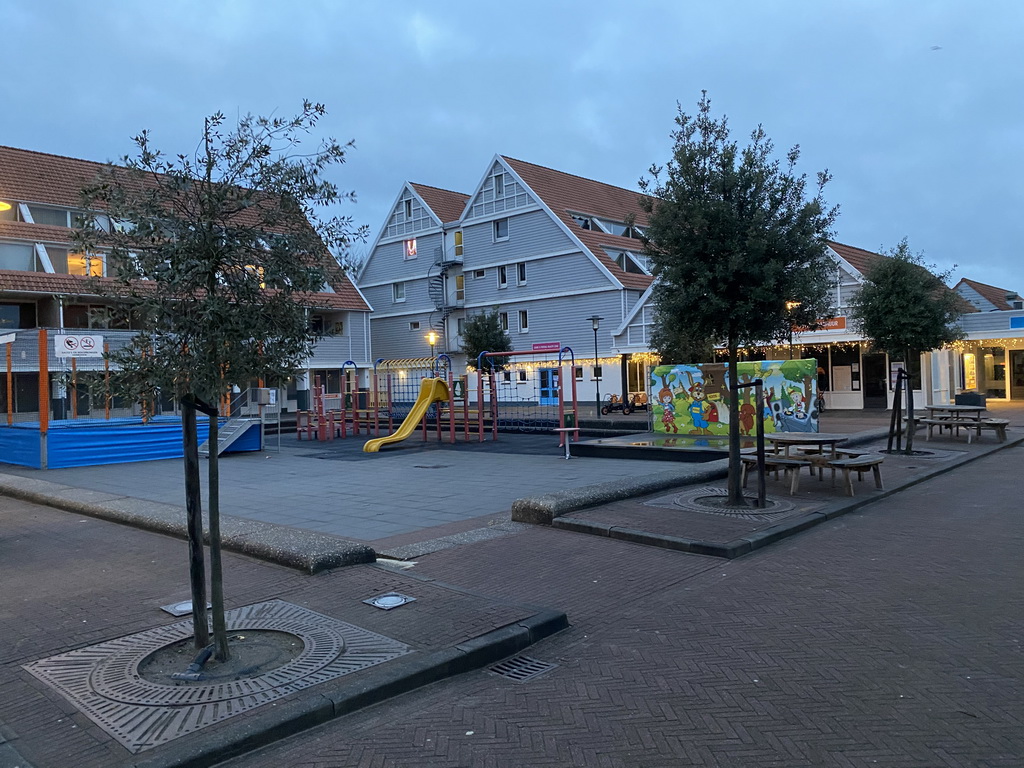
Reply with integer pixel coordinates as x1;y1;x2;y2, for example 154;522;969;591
55;334;104;358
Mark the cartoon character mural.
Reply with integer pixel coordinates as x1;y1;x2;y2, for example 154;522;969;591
650;360;818;436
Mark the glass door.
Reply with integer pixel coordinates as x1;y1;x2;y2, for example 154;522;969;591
539;368;559;405
1011;350;1024;400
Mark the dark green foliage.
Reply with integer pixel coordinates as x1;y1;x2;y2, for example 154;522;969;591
461;308;513;370
75;102;366;407
848;238;964;359
639;93;838;504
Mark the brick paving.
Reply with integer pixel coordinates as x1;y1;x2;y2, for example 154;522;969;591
225;445;1024;768
0;500;554;768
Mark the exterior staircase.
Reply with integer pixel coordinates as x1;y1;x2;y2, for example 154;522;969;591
198;417;261;457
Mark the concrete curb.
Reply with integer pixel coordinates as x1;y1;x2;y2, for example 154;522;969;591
548;431;1023;559
133;609;568;768
512;427;893;525
0;473;374;574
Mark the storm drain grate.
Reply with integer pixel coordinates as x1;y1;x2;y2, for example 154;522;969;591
489;655;558;682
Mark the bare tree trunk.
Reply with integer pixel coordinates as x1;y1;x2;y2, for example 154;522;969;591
726;342;746;506
207;416;229;661
181;404;209;649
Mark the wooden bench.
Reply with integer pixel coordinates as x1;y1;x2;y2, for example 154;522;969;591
827;454;884;496
980;418;1009;442
740;455;809;495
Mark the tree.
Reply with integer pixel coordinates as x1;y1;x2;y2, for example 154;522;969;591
461;308;513;371
639;92;838;506
75;102;365;660
848;238;964;451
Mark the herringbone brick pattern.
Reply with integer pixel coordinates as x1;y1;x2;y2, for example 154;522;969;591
232;446;1024;767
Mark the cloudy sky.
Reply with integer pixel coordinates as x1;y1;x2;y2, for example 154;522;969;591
2;1;1021;290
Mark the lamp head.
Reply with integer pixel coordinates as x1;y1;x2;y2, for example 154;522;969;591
588;314;604;331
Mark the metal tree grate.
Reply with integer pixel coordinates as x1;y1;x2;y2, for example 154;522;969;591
488;655;558;682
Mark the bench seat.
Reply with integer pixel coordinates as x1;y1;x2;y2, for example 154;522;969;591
739;455;809;495
827;454;884;496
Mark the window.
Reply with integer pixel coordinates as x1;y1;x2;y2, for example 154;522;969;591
473;269;486;279
0;243;36;271
516;262;527;285
454;230;464;258
574;366;584;381
517;370;528;383
457;317;465;335
518;310;529;332
67;251;104;277
498;312;509;331
494;218;509;241
493;173;505;197
404;238;417;260
403;199;413;219
392;282;406;302
0;201;17;222
0;303;37;330
502;370;513;383
27;205;70;227
497;265;508;289
455;274;465;302
409;321;421;331
593;365;602;381
309;314;326;335
331;320;345;335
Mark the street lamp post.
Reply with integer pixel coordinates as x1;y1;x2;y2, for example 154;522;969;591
588;315;603;419
426;330;438;359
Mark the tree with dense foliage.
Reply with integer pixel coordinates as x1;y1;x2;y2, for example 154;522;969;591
849;238;964;451
461;308;513;370
75;102;365;659
639;92;838;506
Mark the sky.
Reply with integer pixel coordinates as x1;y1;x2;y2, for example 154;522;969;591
2;0;1022;291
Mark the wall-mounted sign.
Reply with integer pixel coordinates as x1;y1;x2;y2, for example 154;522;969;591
0;332;15;345
793;316;847;333
55;334;104;358
1010;316;1024;329
532;342;561;352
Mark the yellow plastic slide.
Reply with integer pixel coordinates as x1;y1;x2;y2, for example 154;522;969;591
363;378;450;453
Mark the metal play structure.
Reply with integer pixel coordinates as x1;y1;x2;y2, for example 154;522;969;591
346;346;580;453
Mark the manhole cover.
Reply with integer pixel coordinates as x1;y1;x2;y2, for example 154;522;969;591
363;592;416;610
23;600;411;753
489;655;558;682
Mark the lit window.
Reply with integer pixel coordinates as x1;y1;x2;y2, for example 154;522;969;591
393;282;406;302
494;218;509;241
518;310;528;332
454;230;464;257
455;274;465;302
67;252;104;277
497;265;508;289
499;312;509;331
404;239;417;259
517;262;527;285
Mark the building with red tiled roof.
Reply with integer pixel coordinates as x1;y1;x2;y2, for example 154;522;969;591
0;144;372;421
953;277;1023;312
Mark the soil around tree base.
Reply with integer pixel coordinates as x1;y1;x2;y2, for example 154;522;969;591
138;630;304;684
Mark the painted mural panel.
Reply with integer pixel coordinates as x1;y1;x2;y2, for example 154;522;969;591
650;360;820;435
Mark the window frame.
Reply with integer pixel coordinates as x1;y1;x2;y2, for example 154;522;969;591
392;281;406;303
498;311;509;331
403;238;417;260
497;265;508;289
518;309;529;333
409;320;421;331
493;218;509;242
516;262;527;285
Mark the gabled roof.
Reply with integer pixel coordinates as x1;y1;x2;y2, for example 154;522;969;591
0;145;109;208
410;183;469;225
0;145;370;312
827;240;884;276
501;157;654;291
954;277;1021;311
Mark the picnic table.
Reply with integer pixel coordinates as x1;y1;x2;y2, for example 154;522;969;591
919;404;990;443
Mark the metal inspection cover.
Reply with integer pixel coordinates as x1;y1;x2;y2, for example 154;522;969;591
22;600;411;754
364;592;416;610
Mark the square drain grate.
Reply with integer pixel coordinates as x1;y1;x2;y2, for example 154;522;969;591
488;655;558;682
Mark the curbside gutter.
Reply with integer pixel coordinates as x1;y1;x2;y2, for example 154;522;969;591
0;473;375;574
